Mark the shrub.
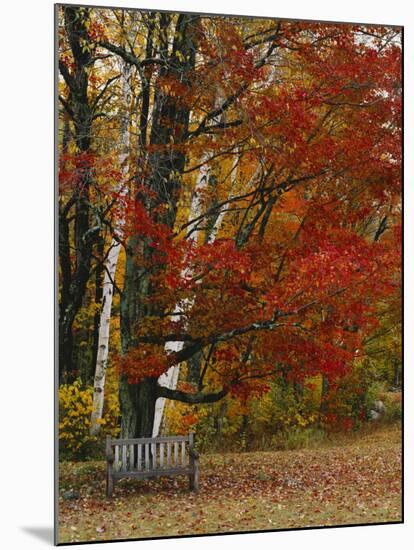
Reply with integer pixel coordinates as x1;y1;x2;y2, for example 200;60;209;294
58;379;120;460
163;397;243;452
249;378;320;437
164;399;203;434
382;391;402;423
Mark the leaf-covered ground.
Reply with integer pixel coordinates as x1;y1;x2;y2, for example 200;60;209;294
58;425;402;544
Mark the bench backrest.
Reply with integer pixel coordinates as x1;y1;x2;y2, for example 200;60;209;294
107;434;194;473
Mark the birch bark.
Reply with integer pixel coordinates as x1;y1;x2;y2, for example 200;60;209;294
90;59;131;435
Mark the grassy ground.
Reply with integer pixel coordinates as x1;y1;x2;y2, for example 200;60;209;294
58;424;402;544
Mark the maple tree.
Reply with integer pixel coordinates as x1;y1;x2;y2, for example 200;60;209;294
58;6;401;439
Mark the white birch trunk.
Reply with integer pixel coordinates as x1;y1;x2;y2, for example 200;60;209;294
90;60;131;435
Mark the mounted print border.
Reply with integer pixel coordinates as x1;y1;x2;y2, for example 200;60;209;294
55;3;403;545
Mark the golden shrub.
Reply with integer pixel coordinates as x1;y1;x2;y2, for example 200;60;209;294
58;379;120;459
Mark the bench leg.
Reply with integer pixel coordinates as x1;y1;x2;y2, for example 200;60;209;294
189;461;199;492
106;470;114;497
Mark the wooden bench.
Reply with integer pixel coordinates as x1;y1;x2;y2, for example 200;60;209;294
105;433;199;497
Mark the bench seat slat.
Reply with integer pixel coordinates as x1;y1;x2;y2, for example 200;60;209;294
174;441;179;467
114;445;119;472
152;443;156;469
137;443;142;471
129;444;134;470
160;443;164;468
122;445;127;471
145;443;150;470
181;441;186;466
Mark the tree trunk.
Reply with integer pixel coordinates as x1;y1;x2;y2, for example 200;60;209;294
120;14;199;438
89;239;122;434
90;235;105;385
90;56;131;435
119;376;158;438
58;6;95;383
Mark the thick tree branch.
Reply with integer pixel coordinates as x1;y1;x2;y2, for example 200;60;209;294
157;385;228;403
98;40;167;69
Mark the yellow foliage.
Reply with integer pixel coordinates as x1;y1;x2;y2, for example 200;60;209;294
58;379;120;459
249;380;320;435
163;400;208;436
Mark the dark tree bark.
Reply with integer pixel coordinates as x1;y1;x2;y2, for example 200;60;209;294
90;235;105;384
119;14;200;438
187;351;203;385
120;376;159;438
58;6;97;382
